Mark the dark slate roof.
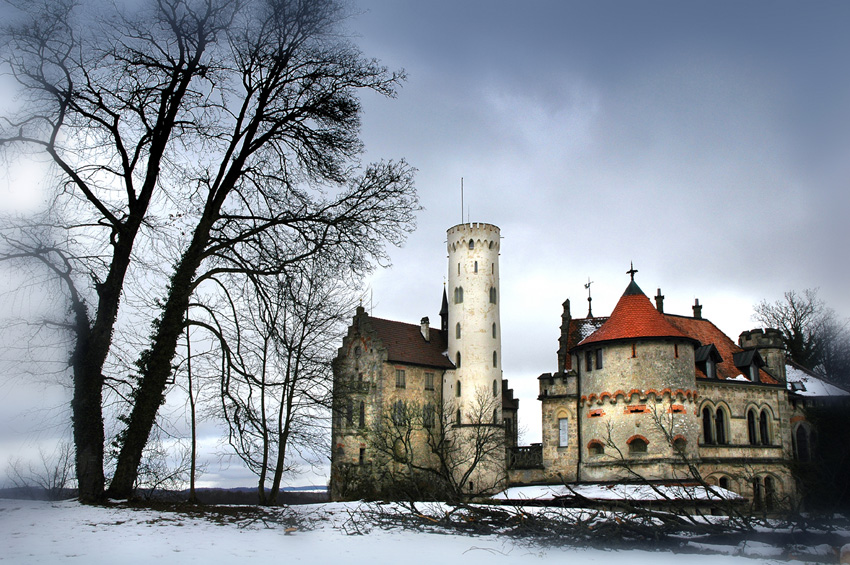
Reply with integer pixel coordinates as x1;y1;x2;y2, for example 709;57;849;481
694;344;722;363
367;316;455;369
576;281;693;348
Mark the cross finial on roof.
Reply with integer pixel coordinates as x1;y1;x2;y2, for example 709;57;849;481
627;262;638;281
584;277;594;318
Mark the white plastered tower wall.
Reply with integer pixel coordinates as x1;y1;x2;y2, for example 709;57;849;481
445;222;506;493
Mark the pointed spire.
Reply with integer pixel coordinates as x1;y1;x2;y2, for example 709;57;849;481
440;284;449;332
584;277;594;318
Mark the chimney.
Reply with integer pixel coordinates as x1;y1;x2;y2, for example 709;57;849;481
692;298;702;319
654;288;665;313
420;317;430;342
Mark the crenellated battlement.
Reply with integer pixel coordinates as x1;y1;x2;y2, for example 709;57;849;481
446;223;500;252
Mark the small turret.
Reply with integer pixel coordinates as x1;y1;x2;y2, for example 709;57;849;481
739;328;786;382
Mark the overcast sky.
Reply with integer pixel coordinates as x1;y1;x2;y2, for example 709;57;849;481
2;0;849;488
343;0;850;445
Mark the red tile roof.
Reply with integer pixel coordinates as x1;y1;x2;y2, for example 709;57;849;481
367;316;455;369
576;281;693;348
664;315;778;384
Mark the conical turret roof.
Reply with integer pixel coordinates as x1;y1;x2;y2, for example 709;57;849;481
575;279;692;348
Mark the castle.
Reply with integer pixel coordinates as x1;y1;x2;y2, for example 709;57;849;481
330;222;844;507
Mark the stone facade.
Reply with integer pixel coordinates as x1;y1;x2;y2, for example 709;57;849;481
331;220;842;510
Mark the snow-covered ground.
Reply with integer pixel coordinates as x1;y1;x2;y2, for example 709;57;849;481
0;498;835;564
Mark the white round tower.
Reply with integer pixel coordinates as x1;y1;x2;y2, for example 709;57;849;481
446;223;502;424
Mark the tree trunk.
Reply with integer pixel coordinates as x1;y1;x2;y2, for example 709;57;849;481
107;211;218;498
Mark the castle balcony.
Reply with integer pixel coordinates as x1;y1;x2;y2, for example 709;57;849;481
508;444;543;469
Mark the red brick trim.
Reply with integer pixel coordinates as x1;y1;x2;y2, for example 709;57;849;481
624;404;648;414
588;409;605;418
587;439;605;449
627;434;649;445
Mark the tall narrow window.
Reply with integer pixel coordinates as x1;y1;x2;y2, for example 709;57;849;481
759;410;770;445
456;380;461;397
493;350;498;368
491;263;494;274
474;261;478;273
747;409;758;445
456;322;461;339
674;344;679;358
395;369;406;389
764;476;775;510
424;372;435;391
358;401;365;428
585;350;593;372
424;404;435;428
558;417;569;447
493;408;498;424
456;352;461;368
346;399;354;427
457;263;460;275
715;407;727;445
631;343;637;358
468;239;474;250
456;408;461;424
702;406;714;444
493;379;498;397
595;349;603;369
359;447;365;465
489;286;497;304
492;323;497;338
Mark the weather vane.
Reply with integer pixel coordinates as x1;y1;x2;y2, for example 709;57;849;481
584;277;593;318
627;261;638;282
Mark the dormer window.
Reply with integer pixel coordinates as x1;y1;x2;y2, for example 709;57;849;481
695;344;722;379
733;350;766;382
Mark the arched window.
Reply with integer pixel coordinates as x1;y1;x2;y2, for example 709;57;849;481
672;436;687;453
358;401;365;428
455;352;461;368
456;380;461;397
588;440;605;456
702;406;714;444
759;409;771;445
474;261;478;273
456;322;461;339
456;408;461;424
454;286;464;304
752;477;763;510
795;424;813;461
628;435;648;454
718;476;730;490
747;409;759;445
764;476;776;511
489;286;497;304
715;407;727;445
468;239;474;250
493;379;498;397
493;350;498;368
493;408;498;424
492;323;497;338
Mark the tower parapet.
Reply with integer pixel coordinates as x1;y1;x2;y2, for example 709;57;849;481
739;328;787;382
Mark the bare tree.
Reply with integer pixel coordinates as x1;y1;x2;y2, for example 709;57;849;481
215;255;355;504
367;389;506;502
6;440;76;500
753;289;850;380
1;0;417;501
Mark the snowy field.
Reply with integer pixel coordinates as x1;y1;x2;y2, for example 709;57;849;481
0;498;839;564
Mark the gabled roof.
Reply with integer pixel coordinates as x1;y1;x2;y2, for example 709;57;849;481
367;316;455;369
664;315;778;384
575;280;693;348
